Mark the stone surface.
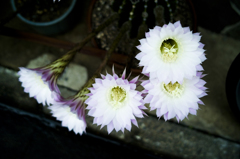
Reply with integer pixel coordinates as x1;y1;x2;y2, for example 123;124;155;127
0;105;158;159
26;53;88;91
221;21;240;41
180;27;240;142
26;53;57;68
58;64;88;91
1;0;240;157
85;112;240;159
133;117;240;159
1;66;239;159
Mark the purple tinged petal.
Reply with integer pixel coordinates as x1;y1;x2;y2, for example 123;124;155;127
160;104;168;116
102;109;115;125
100;74;106;79
198;100;204;105
100;124;104;130
113;74;119;80
196;65;204;71
194;32;200;36
130;83;136;90
164;113;168;121
156;108;161;117
125;124;132;131
85;97;91;105
196;72;203;77
41;70;52;81
196;79;207;86
141;110;148;117
138;105;147;110
141;80;150;87
88;87;95;92
113;118;121;132
144;94;153;103
85;93;93;96
176;116;180;123
106;74;113;80
167;108;176;120
88;108;96;116
199;92;207;98
95;78;102;84
144;73;150;77
154;26;161;31
130;76;139;84
121;68;126;79
189;108;197;115
24;87;30;93
141;90;148;94
191;102;199;110
135;52;145;60
198;42;205;49
173;21;181;28
201;74;207;78
183;27;190;33
112;65;115;75
150;106;156;111
131;119;138;127
52;91;64;103
136;45;141;50
143;82;154;91
139;39;147;45
97;116;103;125
107;121;114;134
145;32;150;38
126;72;132;80
93;117;98;124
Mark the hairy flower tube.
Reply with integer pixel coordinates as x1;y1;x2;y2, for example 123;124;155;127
135;21;206;84
85;67;147;133
18;51;76;106
142;72;207;121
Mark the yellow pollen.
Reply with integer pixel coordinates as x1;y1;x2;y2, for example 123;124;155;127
160;39;178;63
109;86;126;108
33;73;47;87
162;82;184;98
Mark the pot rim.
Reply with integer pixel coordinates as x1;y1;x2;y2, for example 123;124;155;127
11;0;76;26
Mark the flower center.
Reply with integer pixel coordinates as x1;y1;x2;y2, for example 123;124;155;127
160;39;178;62
33;72;48;88
109;86;126;108
162;82;184;98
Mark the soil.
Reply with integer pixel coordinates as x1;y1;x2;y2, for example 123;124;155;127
14;0;73;22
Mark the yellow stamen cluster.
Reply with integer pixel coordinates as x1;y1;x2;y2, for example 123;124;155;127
160;39;178;62
109;86;126;108
162;82;184;98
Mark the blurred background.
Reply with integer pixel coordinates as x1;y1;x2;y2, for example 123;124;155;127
0;0;240;158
